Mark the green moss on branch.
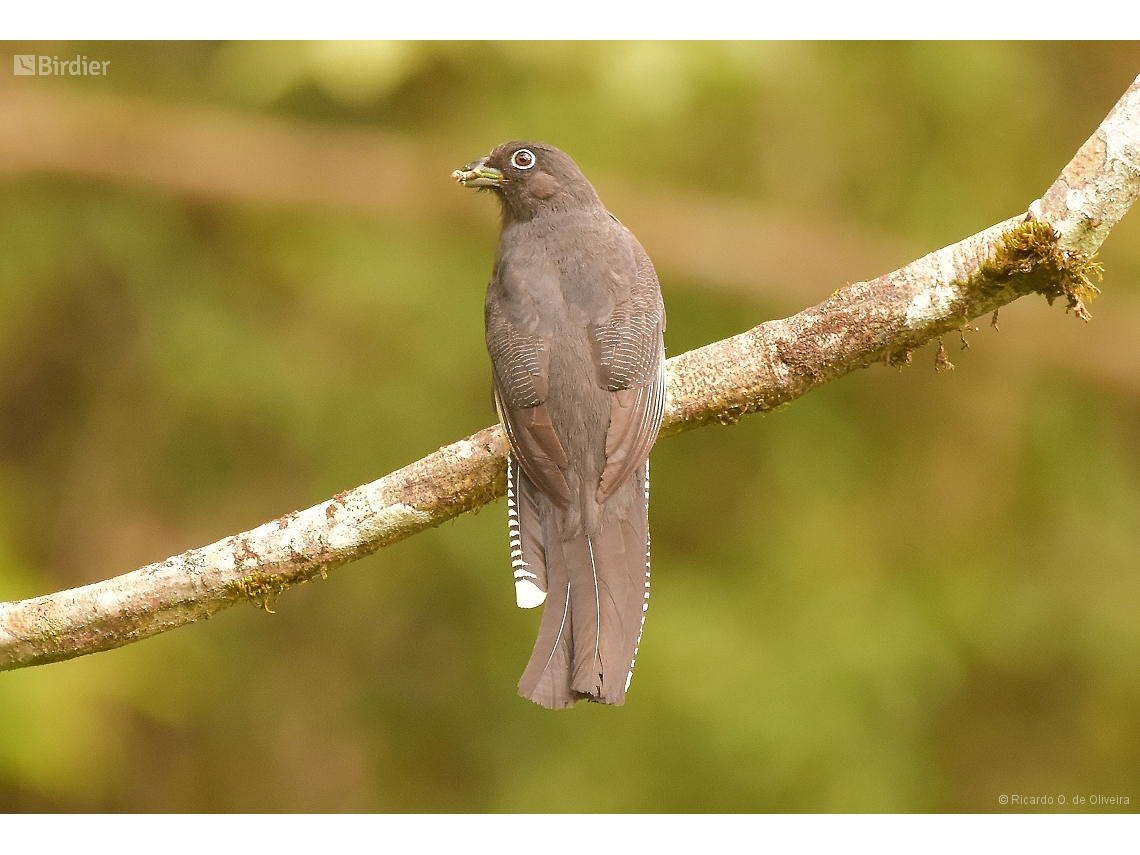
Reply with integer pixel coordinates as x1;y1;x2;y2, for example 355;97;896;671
965;219;1103;320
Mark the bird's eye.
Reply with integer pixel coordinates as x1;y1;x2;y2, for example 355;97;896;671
511;149;536;170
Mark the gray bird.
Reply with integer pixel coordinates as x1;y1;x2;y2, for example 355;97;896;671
454;142;666;708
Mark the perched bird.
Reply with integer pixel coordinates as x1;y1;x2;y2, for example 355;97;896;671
454;142;666;708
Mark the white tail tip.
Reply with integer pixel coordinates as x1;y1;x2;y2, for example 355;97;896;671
515;580;547;609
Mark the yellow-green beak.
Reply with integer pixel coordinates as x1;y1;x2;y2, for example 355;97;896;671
452;157;504;188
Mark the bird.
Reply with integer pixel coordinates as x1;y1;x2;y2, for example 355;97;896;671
454;142;666;709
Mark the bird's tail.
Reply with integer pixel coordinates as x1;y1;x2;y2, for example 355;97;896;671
511;454;651;708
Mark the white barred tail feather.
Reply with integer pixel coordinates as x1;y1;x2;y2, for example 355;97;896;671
506;453;547;608
627;459;651;691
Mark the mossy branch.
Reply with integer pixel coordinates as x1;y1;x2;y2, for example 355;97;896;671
1;74;1138;673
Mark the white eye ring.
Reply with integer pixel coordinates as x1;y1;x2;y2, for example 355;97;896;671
511;149;536;170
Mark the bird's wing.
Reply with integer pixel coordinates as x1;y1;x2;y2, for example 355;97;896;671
486;296;573;508
591;244;667;501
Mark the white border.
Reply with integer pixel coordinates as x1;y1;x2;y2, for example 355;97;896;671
4;0;1138;40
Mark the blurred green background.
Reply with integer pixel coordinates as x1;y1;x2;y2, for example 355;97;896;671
1;41;1139;812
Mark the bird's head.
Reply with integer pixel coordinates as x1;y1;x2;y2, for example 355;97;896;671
453;141;601;221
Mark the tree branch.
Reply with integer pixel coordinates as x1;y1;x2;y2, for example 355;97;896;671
2;75;1138;672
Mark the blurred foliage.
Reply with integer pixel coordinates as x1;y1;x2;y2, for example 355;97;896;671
1;41;1139;812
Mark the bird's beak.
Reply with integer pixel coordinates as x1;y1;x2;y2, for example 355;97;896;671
452;157;504;188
